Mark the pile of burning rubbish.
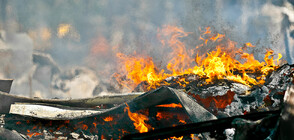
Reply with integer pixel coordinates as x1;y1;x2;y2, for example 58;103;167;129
0;26;293;140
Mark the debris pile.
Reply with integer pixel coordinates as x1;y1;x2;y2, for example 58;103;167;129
0;64;292;139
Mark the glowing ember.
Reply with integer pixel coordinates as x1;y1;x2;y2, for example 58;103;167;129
178;120;186;124
82;124;88;130
103;116;114;122
167;136;184;140
156;103;183;108
27;130;42;138
124;104;151;133
115;26;282;91
93;122;97;128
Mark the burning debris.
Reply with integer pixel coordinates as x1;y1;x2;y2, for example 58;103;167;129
114;26;282;93
0;26;293;140
0;63;292;139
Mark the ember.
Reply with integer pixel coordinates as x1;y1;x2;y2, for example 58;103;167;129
156;103;183;108
103;116;114;122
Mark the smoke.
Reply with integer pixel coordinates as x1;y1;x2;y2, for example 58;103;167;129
0;0;293;98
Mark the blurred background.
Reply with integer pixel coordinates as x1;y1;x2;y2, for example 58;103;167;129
0;0;293;99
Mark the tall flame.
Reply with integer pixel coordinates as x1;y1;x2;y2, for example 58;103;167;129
115;53;165;90
115;26;282;91
124;104;151;133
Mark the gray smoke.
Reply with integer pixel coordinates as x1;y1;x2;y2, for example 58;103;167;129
0;0;293;98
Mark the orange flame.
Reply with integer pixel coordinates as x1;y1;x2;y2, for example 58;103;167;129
115;26;282;91
115;53;165;90
124;104;151;133
210;33;225;42
245;42;255;47
156;103;183;108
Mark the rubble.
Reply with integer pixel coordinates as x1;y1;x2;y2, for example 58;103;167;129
0;64;292;139
0;86;216;139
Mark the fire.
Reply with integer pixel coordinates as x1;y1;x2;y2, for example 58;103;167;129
245;42;255;47
115;25;282;91
115;53;165;90
124;104;151;133
156;103;183;108
210;33;225;42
